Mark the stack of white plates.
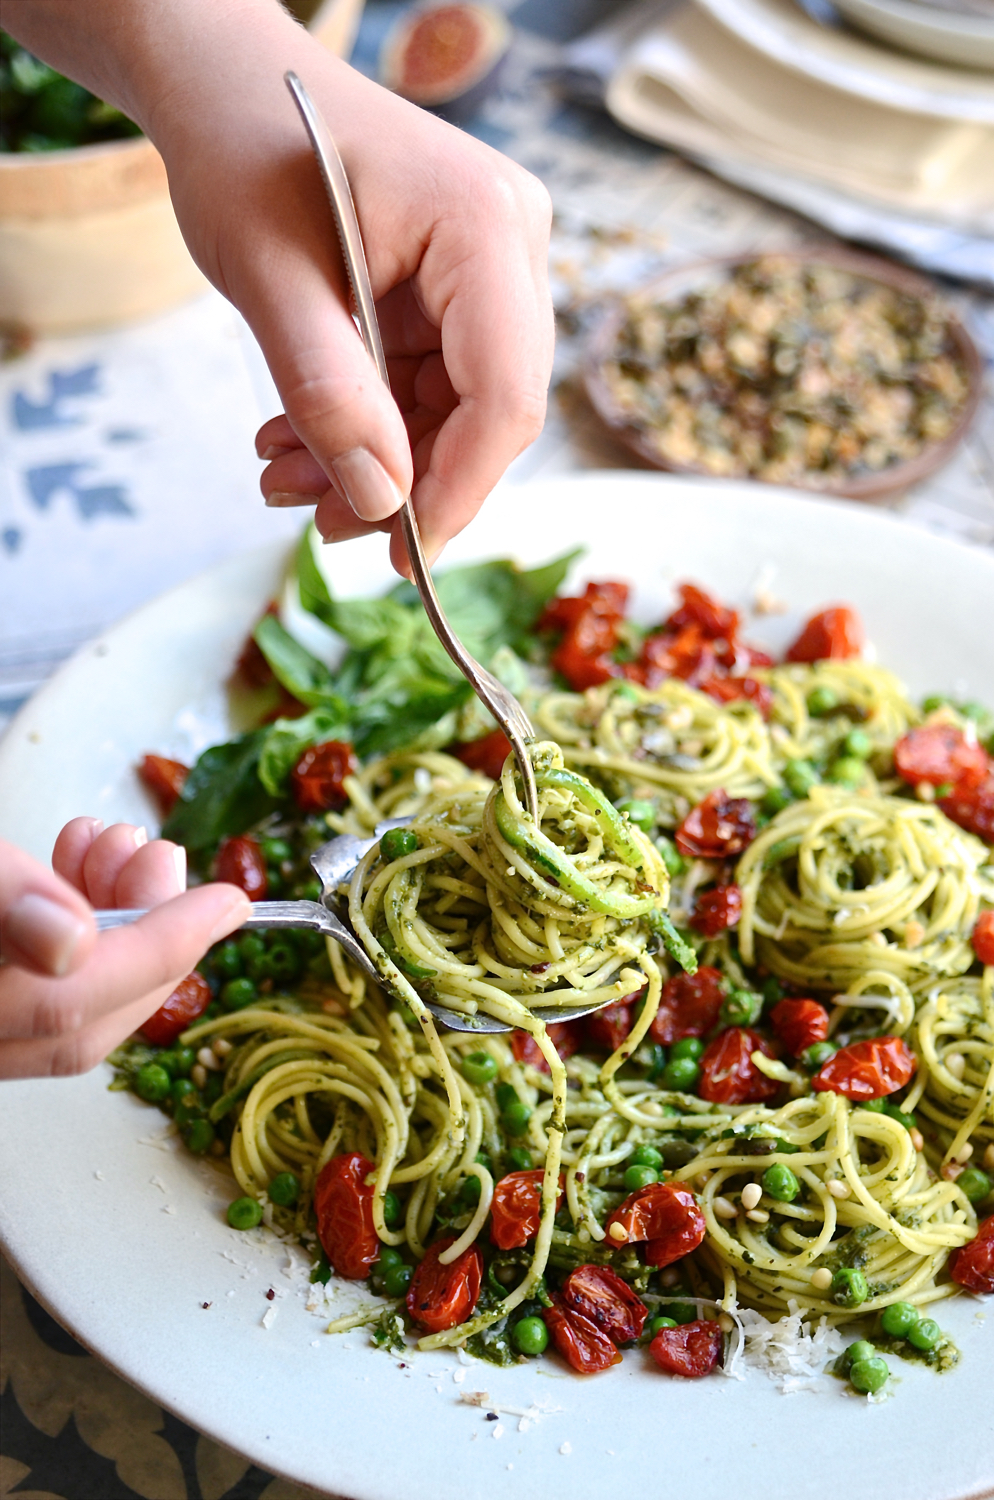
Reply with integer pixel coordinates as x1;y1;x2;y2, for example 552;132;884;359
832;0;994;70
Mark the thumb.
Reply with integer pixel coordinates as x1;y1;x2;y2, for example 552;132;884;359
243;239;413;528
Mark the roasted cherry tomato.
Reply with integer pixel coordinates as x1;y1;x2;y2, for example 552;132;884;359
406;1236;483;1333
540;581;629;692
676;790;756;860
542;1293;622;1373
604;1181;706;1268
812;1035;916;1100
510;1021;583;1072
313;1151;378;1280
490;1169;564;1250
291;740;358;813
140;970;212;1046
769;998;830;1056
633;624;717;690
452;730;511;782
690;884;743;937
214;835;268;899
939;769;994;843
700;675;773;719
561;1264;648;1343
234;603;279;688
948;1214;994;1295
649;1318;723;1377
649;966;725;1045
893;725;989;789
137;754;189;817
584;995;637;1053
698;1027;778;1105
785;606;863;663
973;911;994;966
666;583;740;643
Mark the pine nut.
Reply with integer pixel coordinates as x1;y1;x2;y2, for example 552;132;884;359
810;1268;833;1291
945;1052;966;1080
909;1129;924;1152
197;1046;222;1072
608;1222;627;1242
746;1208;769;1223
826;1179;851;1199
659;1266;681;1287
191;1063;208;1089
718;1313;735;1333
954;1142;973;1164
984;1144;994;1173
741;1182;762;1210
212;1037;233;1059
713;1196;738;1220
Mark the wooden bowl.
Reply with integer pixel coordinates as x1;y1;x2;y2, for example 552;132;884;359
583;245;983;502
0;0;366;334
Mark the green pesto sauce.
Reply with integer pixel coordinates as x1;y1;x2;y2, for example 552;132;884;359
876;1334;961;1373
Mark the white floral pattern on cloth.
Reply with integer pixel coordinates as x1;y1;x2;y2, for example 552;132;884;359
0;1256;342;1500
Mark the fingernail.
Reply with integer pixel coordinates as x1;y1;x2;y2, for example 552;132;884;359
172;845;187;892
133;826;148;849
260;444;295;461
330;449;404;523
83;817;104;842
265;491;321;508
4;893;89;977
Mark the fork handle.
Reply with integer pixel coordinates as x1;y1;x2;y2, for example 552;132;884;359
94;900;340;934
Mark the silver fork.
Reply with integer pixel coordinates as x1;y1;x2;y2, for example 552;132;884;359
94;823;607;1034
284;70;540;826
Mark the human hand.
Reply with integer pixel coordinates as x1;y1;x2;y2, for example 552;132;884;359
150;6;554;573
0;819;249;1079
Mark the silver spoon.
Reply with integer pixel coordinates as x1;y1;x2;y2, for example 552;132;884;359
283;70;541;827
94;823;608;1034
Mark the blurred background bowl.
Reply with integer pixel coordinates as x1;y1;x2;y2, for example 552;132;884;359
833;0;994;68
0;0;366;334
583;245;983;502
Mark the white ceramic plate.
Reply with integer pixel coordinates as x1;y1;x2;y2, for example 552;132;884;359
835;0;994;67
1;474;993;1500
694;0;994;118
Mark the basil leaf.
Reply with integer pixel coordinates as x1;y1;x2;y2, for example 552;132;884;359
162;732;278;855
258;708;350;796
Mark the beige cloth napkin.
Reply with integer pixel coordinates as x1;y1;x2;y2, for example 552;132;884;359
606;1;994;222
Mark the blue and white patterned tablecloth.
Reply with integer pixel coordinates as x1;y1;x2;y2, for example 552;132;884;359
1;4;993;1498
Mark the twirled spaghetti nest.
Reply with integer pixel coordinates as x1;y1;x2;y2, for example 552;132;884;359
907;973;994;1165
676;1092;977;1320
737;788;993;1027
762;660;919;769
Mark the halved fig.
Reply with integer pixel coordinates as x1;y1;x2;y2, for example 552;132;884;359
380;3;512;122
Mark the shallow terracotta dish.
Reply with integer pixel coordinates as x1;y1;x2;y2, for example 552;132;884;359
584;245;983;502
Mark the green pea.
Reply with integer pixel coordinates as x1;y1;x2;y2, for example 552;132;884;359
883;1103;917;1131
300;877;323;903
383;1190;402;1226
227;1196;263;1231
832;1268;869;1308
184;1119;215;1154
645;1043;668;1080
761;787;793;817
221;977;258;1011
907;1318;941;1352
762;1163;800;1202
957;1168;992;1204
654;835;685;879
670;1036;705;1062
828;756;865;788
374;1245;403;1274
507;1146;533;1171
502;1100;533;1136
784;759;819;798
268;1171;300;1207
660;1301;696;1324
135;1063;171;1103
174;1096;204;1129
381;827;419;861
630;1144;664;1170
265;940;300;984
661;1056;699;1092
806;686;839;717
170;1046;196;1077
843;728;873;759
461;1051;498;1086
211;940;243;978
850;1356;889;1394
512;1315;549;1355
617;799;655;833
623;1164;659;1191
857;1098;886;1113
880;1301;919;1338
237;933;266;965
459;1175;482;1206
495;1083;519;1113
171;1076;198;1105
382;1264;412;1298
720;989;763;1028
259;836;293;864
921;694;950;714
844;1339;876;1369
762;976;785;1006
647;1315;677;1336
